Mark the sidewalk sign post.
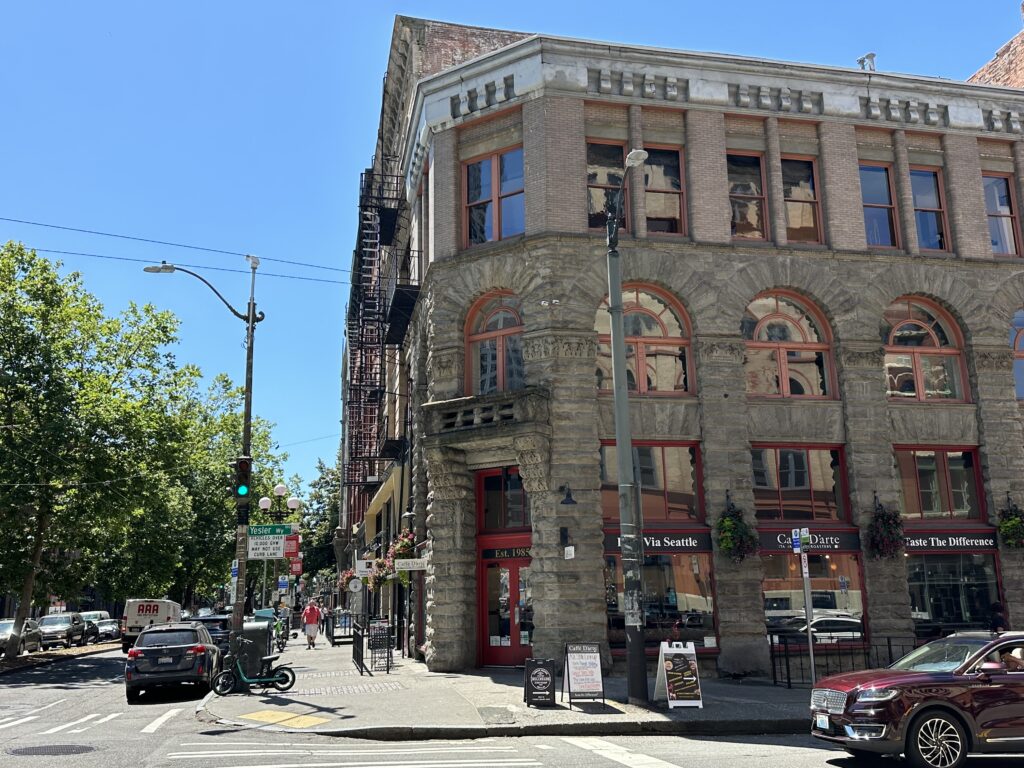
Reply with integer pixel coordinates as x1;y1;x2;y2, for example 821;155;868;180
795;527;815;684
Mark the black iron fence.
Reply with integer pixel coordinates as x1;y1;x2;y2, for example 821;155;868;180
770;636;921;688
353;621;366;675
351;618;393;675
326;610;363;646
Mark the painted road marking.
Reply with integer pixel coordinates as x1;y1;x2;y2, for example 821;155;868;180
168;747;519;759
0;716;39;731
203;761;540;768
562;736;683;768
141;708;182;733
18;698;67;717
40;713;100;734
238;710;330;728
70;712;122;733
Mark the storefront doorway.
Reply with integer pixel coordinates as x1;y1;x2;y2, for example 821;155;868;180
476;467;533;667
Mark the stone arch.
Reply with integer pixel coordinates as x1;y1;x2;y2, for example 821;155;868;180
987;270;1024;344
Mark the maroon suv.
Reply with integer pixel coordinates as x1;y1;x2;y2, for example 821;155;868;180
811;632;1024;768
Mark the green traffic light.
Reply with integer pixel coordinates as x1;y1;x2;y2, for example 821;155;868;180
237;484;250;496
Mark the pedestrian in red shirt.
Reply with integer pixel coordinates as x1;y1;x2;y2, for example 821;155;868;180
301;601;322;649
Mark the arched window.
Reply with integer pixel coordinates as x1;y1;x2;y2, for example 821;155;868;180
883;297;966;401
595;285;692;395
1011;310;1024;400
741;293;833;398
466;292;525;395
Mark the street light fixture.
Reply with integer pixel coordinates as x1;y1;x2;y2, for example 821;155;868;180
144;255;264;648
606;147;649;705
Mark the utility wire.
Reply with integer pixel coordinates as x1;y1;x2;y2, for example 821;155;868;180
1;216;346;273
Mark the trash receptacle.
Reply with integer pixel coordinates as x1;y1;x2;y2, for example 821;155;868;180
241;620;273;678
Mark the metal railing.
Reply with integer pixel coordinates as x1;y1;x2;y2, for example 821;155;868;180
770;636;921;688
353;621;366;675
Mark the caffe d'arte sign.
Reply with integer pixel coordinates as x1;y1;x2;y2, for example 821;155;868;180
759;531;861;552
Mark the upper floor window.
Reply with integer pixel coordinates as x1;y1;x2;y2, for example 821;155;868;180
600;442;701;524
587;142;626;230
466;292;525;395
984;174;1019;256
741;293;833;398
728;153;768;240
895;447;981;521
643;147;684;234
1011;310;1024;399
751;445;846;522
781;157;821;243
910;167;948;251
883;298;966;402
478;467;530;532
464;147;524;247
860;163;899;248
595;285;692;395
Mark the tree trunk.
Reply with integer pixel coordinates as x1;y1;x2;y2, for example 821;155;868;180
5;507;49;658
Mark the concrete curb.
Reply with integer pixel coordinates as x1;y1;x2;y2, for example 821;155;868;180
0;644;116;676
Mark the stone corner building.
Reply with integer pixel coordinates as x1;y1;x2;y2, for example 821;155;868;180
340;15;1024;677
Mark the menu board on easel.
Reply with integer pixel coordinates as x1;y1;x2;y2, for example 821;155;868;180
653;641;703;709
561;642;604;706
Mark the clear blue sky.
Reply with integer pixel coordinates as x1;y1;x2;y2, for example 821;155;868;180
0;1;1017;488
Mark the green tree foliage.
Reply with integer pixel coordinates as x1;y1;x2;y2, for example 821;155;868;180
300;456;341;579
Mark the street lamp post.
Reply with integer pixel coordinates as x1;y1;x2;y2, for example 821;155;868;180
259;485;300;609
144;257;264;646
606;148;649;705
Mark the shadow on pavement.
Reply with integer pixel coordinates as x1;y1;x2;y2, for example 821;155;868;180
129;683;211;706
0;654;126;689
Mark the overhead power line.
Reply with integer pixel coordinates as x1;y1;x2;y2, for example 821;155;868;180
0;216;347;273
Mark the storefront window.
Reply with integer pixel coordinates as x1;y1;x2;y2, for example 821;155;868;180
907;553;999;639
751;446;846;521
895;448;981;520
604;551;716;650
762;552;865;626
600;443;700;523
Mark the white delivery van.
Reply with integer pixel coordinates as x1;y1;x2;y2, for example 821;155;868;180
121;599;181;652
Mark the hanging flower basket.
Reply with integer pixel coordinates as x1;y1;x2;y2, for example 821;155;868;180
366;557;392;592
387;530;417;587
715;493;758;563
338;568;356;589
999;494;1024;549
866;496;904;559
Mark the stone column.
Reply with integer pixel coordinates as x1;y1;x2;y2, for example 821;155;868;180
893;130;920;256
628;104;647;239
685;111;731;244
695;336;770;676
422;444;477;671
765;117;788;247
942;134;989;259
837;343;914;645
972;345;1024;626
818;122;867;251
429;127;460;261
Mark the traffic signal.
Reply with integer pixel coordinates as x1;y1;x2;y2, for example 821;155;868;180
233;456;252;504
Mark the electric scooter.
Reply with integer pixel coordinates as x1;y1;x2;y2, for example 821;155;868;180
212;636;295;695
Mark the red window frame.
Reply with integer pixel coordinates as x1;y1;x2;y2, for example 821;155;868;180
642;144;686;236
475;466;531;535
883;297;969;403
586;139;630;232
750;443;849;523
727;150;769;241
983;172;1021;256
909;165;950;252
893;445;985;522
600;440;705;525
596;283;694;397
742;291;835;400
780;155;823;245
464;290;525;395
859;161;901;249
462;145;524;249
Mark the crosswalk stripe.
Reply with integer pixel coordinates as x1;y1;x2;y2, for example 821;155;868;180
69;712;122;733
206;761;540;768
0;716;38;731
561;737;683;768
141;708;182;733
22;698;66;716
168;748;517;759
40;713;100;734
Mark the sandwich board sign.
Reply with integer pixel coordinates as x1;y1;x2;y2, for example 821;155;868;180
523;657;556;707
561;642;604;707
654;641;703;708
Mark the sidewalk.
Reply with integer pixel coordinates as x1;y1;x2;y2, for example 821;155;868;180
199;637;812;739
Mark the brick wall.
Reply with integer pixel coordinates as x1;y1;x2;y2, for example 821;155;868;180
524;96;587;236
970;28;1024;88
686;110;731;244
819;122;867;251
411;18;531;79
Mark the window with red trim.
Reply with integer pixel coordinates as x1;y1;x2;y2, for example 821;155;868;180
781;157;821;243
894;447;981;520
1011;310;1024;400
477;467;530;532
643;147;684;234
587;141;627;230
860;163;899;248
466;292;525;395
464;147;524;246
728;153;768;240
883;298;966;401
984;174;1020;256
595;285;693;395
910;167;948;251
741;293;833;398
751;445;846;521
600;442;701;524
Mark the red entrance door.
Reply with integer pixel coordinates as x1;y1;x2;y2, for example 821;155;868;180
479;557;533;666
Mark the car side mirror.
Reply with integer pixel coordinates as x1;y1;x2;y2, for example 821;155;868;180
979;661;1008;676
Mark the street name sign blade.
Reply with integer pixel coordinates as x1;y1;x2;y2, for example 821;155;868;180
248;524;292;536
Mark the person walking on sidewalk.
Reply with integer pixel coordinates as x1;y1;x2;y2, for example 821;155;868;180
302;600;322;649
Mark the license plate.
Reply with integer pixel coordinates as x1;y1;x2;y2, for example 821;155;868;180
158;656;173;664
815;713;830;730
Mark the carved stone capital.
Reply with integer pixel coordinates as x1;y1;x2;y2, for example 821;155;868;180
522;333;596;362
975;347;1014;373
696;338;745;366
423;446;470;496
513;433;551;493
840;345;885;370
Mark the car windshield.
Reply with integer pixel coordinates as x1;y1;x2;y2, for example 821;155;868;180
890;637;990;672
0;621;12;632
97;620;116;627
200;620;228;631
137;630;197;647
39;616;70;627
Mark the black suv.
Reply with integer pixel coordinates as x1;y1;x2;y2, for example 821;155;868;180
125;622;221;702
190;615;230;653
38;613;87;649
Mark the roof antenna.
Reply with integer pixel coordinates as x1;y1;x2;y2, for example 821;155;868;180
857;52;876;72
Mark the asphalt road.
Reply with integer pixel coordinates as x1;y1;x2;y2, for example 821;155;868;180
6;651;1024;768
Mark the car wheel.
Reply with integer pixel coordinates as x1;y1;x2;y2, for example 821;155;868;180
18;641;24;656
63;638;71;648
126;687;141;704
907;710;967;768
121;643;130;654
